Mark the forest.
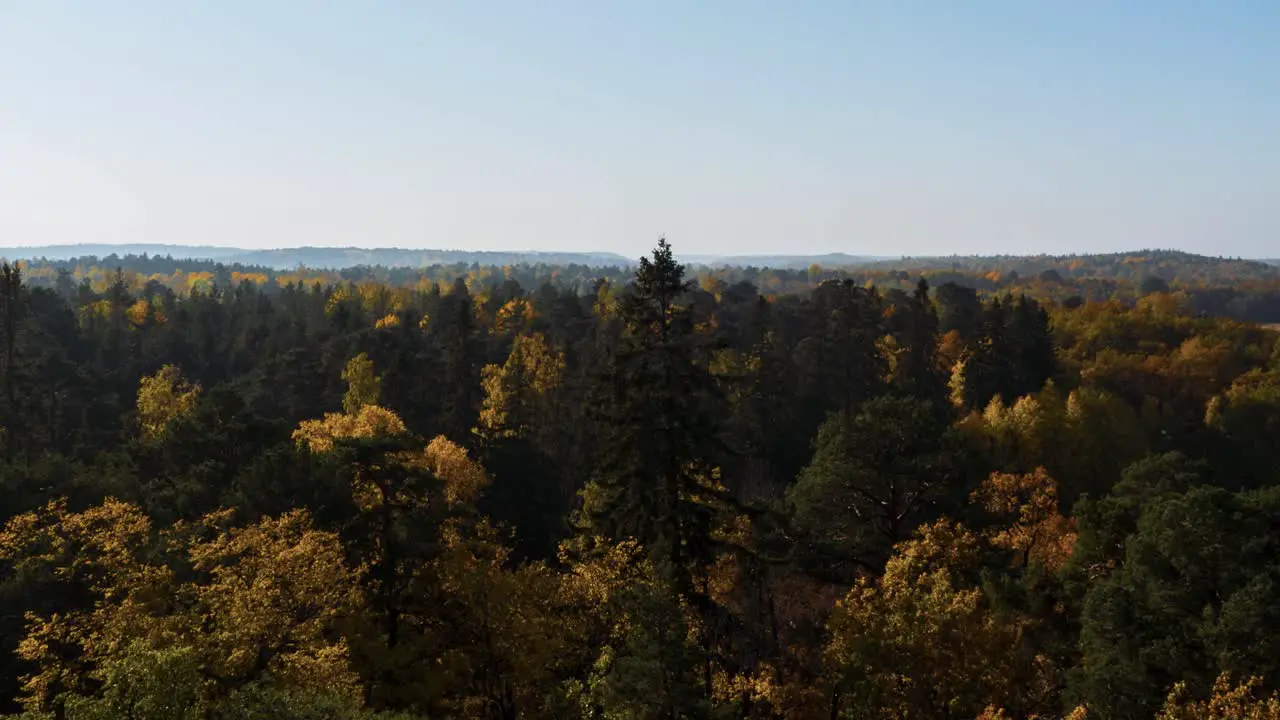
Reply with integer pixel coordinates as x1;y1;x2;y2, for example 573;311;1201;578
16;246;1280;324
0;240;1278;719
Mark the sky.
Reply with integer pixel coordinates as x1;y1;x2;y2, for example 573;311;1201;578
1;2;1277;259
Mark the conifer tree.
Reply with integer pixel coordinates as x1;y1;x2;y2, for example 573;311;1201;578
578;239;727;593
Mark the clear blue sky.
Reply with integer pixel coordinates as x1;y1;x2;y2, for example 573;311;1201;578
2;2;1277;258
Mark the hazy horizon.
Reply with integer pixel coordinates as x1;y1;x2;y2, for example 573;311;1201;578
6;241;1278;265
3;2;1277;258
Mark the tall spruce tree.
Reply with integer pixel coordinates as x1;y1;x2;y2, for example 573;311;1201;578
0;264;23;459
578;239;726;594
896;278;946;405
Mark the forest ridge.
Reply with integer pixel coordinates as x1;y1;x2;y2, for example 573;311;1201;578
2;243;1277;271
9;245;1280;325
0;240;1277;718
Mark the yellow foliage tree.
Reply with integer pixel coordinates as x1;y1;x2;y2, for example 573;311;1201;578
825;521;1030;719
415;520;567;718
125;298;159;327
292;404;409;454
292;353;408;454
476;333;564;441
413;435;491;508
136;365;201;442
972;468;1077;572
492;297;536;336
977;706;1089;719
1158;674;1280;720
554;536;710;720
0;500;365;713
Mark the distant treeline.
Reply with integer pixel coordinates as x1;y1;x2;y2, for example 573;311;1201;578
12;248;1280;323
1;244;636;270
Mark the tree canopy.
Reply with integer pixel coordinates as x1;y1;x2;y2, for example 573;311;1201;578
0;242;1275;718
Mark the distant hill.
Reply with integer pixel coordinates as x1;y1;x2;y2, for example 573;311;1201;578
681;253;893;269
4;245;1275;279
4;244;898;271
228;247;635;270
1;244;634;270
860;250;1280;280
2;244;246;262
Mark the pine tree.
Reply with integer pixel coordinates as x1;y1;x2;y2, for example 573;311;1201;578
1008;294;1056;399
894;278;946;405
0;263;23;458
788;395;958;579
436;279;480;441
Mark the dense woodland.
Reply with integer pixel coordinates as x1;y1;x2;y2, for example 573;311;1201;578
16;246;1280;324
0;241;1279;718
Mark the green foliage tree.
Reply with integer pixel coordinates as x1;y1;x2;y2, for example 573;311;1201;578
1205;370;1280;488
342;352;382;413
788;396;959;579
1071;484;1280;718
889;278;947;404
